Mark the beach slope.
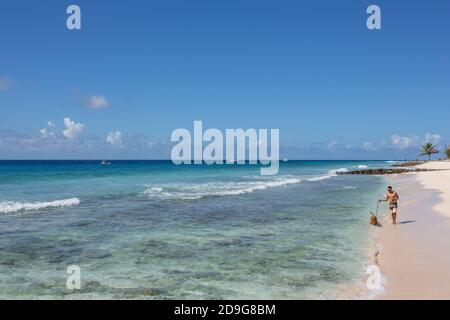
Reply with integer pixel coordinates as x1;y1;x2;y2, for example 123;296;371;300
376;161;450;299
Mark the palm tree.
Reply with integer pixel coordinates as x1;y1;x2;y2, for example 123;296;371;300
420;143;439;160
445;144;450;159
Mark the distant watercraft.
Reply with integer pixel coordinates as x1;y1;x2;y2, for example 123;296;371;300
283;158;288;162
100;161;112;165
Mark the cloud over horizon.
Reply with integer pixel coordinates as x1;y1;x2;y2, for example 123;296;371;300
362;142;378;151
40;121;55;138
0;118;447;160
0;118;170;159
106;131;123;146
391;133;443;150
424;133;442;145
391;134;419;149
63;118;85;139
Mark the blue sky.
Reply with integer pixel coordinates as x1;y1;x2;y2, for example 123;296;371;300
1;0;449;159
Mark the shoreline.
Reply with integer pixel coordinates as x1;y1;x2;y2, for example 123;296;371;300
373;161;450;299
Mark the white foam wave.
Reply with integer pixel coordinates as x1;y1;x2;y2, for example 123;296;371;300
357;165;368;169
330;168;349;174
0;198;80;214
305;168;348;182
307;175;333;182
146;187;163;193
142;177;301;200
142;167;349;201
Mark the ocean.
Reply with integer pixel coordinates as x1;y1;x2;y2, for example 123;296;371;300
0;160;389;299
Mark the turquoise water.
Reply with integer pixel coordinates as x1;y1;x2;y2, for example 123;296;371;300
0;160;388;299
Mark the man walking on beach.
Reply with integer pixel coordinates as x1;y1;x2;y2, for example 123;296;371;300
380;186;399;225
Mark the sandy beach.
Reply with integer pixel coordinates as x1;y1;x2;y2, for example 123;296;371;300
375;161;450;299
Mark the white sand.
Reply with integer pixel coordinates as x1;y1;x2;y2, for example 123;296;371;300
375;161;450;299
416;160;450;219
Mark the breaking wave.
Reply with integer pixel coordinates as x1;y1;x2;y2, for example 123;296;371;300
142;169;349;200
307;168;349;182
0;198;80;214
142;177;302;200
386;161;400;164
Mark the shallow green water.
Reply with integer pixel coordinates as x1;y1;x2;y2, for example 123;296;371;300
0;160;387;299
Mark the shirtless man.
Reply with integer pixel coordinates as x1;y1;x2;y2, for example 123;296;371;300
379;186;399;225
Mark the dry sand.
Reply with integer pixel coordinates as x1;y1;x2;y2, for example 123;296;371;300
375;160;450;299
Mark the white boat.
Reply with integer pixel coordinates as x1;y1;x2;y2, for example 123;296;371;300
100;160;112;165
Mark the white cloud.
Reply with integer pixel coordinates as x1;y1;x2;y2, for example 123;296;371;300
327;140;353;152
0;126;171;159
40;121;56;138
327;141;339;151
0;76;16;91
362;142;378;151
63;118;84;139
85;95;109;109
106;131;123;146
391;133;443;149
424;133;442;145
39;128;48;138
391;134;419;149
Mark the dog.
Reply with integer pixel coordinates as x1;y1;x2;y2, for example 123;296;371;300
369;212;378;226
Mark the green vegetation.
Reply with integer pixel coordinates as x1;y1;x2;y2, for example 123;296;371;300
445;145;450;159
420;143;439;160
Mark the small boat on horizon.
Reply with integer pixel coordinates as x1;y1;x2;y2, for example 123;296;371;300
100;160;112;165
